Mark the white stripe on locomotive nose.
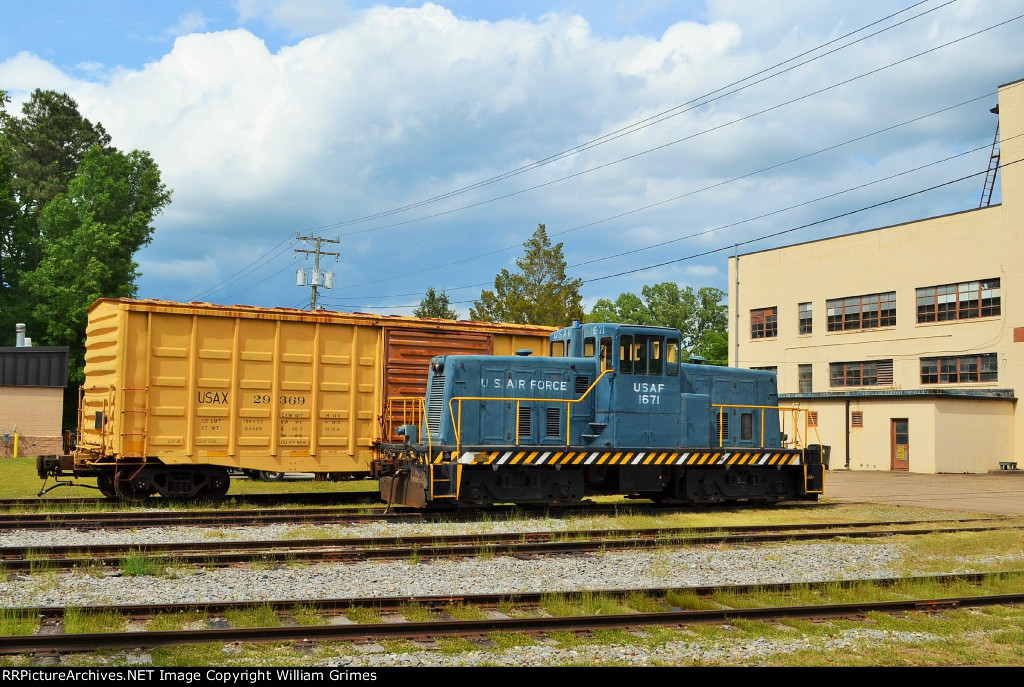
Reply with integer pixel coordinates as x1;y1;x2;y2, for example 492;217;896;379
631;453;645;464
716;454;728;464
758;454;770;465
536;452;551;465
497;452;513;464
585;452;599;465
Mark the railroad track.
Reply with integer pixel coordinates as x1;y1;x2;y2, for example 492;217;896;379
0;490;384;511
0;501;779;530
2;571;1020;656
0;519;1010;572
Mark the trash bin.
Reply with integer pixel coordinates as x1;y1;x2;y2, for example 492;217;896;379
809;444;831;470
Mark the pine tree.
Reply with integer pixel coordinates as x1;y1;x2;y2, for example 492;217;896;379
470;224;583;326
413;287;458;319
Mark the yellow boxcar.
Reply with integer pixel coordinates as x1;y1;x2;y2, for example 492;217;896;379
68;299;553;495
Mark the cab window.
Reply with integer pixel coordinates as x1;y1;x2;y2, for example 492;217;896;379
584;337;595;357
649;338;663;375
619;335;633;374
550;340;565;357
600;337;613;371
666;339;680;376
632;335;648;375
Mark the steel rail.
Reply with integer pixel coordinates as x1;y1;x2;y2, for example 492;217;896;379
1;521;1015;572
1;571;1021;655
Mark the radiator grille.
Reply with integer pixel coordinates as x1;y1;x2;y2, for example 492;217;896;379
574;376;590;395
545;407;561;438
426;373;446;435
518;405;532;438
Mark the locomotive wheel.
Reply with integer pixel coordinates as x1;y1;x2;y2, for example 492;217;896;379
114;467;154;501
96;474;117;499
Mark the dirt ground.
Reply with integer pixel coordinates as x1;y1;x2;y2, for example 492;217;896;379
823;468;1024;516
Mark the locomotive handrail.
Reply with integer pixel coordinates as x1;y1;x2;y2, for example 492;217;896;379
383;396;433;456
448;369;613;454
710;403;823;460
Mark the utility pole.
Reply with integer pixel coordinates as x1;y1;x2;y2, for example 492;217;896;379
294;234;341;310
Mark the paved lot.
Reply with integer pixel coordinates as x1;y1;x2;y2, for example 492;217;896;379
823;469;1024;516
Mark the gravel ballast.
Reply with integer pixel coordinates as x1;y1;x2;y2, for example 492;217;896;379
0;517;926;666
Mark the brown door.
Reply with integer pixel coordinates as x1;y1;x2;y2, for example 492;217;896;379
890;418;909;471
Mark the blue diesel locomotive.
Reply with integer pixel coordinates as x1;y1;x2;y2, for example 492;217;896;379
372;321;826;508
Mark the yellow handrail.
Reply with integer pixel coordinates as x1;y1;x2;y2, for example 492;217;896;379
710;403;824;458
448;370;613;455
383;396;433;456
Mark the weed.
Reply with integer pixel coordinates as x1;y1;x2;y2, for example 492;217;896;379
486;632;536;649
345;607;383;624
443;603;488;621
379;639;419;653
437;636;477;654
120;552;159;577
399;603;434;622
282;525;334;540
0;610;39;636
292;605;323;626
224;604;280;628
146;610;208;632
63;608;128;634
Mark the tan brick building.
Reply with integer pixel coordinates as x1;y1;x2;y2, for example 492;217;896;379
0;346;69;457
728;77;1024;473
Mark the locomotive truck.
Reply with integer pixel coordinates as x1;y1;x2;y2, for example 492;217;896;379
372;320;826;507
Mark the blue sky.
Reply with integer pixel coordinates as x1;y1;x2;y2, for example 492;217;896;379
2;1;1023;316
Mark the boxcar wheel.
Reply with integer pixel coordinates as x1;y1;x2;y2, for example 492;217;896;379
204;468;231;498
96;474;117;499
114;467;153;501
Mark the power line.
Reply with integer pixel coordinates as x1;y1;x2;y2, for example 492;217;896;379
184;2;961;302
321;157;1018;310
306;0;951;231
336;91;997;293
328;10;1021;243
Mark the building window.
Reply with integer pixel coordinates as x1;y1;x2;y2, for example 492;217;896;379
830;360;893;387
807;411;818;428
751;307;777;339
798;364;812;393
798;302;812;334
921;354;998;384
827;292;896;331
916;279;1000;323
751;366;777;374
851;411;864;427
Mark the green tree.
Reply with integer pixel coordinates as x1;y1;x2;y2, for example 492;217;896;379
1;89;111;227
27;147;171;384
414;286;458;320
470;223;584;326
0;90;115;340
587;282;727;363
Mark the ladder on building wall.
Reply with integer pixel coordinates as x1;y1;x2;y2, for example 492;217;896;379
979;122;1000;208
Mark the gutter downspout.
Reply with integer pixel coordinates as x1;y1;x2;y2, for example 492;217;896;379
845;398;851;469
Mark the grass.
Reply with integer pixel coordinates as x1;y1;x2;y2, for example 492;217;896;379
223;604;280;628
63;608;128;634
146;610;208;632
0;610;40;636
345;607;383;624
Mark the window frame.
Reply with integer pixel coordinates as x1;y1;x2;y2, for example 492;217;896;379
750;307;778;339
920;353;998;384
826;292;896;332
798;302;812;335
829;360;886;387
916;278;1000;323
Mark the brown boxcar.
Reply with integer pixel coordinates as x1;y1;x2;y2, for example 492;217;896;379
51;299;553;497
